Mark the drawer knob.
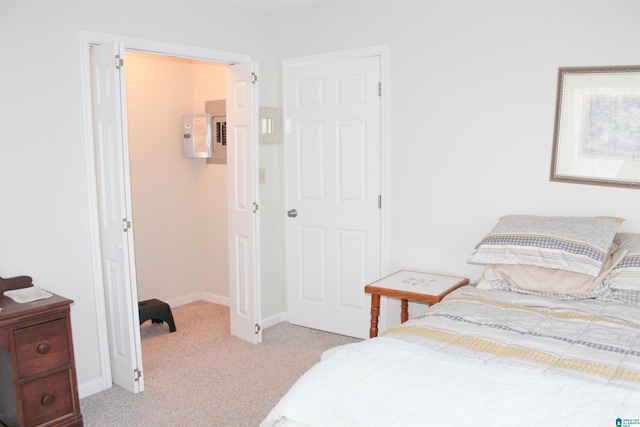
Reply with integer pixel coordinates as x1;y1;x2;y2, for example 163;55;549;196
41;394;54;406
37;343;50;354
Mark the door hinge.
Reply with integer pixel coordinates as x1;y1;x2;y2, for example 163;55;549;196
252;202;259;213
378;195;382;209
251;72;258;84
123;218;132;232
378;82;382;97
134;368;142;381
116;54;124;70
255;323;261;334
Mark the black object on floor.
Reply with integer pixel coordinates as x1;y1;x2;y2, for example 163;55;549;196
138;298;176;333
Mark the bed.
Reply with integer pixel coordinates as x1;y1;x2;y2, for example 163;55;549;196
261;215;640;427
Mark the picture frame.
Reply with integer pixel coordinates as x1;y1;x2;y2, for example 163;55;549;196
550;65;640;189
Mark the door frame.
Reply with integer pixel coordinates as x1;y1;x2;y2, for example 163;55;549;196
78;30;254;396
282;45;391;334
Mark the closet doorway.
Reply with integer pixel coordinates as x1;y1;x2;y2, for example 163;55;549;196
125;52;229;319
81;32;261;396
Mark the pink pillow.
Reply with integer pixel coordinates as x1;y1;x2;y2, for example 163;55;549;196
481;248;626;295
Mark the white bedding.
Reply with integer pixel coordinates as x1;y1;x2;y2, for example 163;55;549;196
261;287;640;427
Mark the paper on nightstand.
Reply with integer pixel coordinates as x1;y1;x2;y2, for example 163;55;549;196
4;286;53;303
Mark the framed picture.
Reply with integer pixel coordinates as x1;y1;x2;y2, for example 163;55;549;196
550;65;640;189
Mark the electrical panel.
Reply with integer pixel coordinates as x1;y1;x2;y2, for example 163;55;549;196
205;100;227;164
182;114;212;159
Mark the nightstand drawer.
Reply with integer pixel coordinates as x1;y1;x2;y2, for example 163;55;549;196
14;318;70;378
19;369;75;427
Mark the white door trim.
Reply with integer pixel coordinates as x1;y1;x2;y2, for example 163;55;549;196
78;30;251;397
282;44;391;332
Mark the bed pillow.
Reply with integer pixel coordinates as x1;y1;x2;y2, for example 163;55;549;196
468;215;623;277
479;247;626;295
607;233;640;291
476;278;616;301
475;276;612;300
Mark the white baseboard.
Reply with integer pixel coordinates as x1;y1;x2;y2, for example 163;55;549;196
261;311;287;329
199;292;230;307
165;292;229;308
79;377;110;399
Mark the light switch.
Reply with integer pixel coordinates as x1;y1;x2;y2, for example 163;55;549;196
259;168;266;184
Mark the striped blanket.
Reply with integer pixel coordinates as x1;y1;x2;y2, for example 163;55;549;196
387;286;640;388
262;286;640;427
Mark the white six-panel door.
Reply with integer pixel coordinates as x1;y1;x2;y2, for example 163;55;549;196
284;55;382;339
227;63;262;344
90;42;144;393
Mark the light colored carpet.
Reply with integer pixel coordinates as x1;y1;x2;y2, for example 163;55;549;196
80;300;360;426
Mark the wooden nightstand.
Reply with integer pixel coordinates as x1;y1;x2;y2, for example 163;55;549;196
0;277;83;427
364;270;469;338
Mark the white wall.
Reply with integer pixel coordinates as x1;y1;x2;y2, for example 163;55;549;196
192;60;231;301
277;1;640;281
1;0;639;397
0;1;281;396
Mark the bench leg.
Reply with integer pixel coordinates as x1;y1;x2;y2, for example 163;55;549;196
165;311;176;333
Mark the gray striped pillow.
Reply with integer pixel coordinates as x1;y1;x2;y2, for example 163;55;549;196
468;215;623;277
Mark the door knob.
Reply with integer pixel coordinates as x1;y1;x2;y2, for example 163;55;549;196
287;209;298;218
